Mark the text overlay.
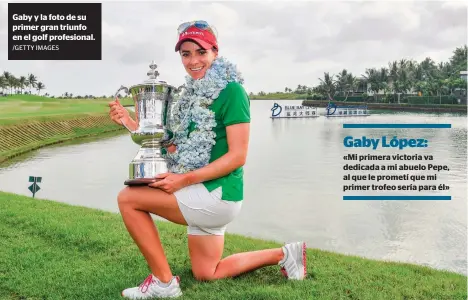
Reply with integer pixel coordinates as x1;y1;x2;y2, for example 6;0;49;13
8;3;102;60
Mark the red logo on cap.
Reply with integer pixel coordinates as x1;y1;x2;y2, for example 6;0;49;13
175;26;218;52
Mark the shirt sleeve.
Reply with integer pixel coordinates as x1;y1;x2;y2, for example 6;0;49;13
222;82;251;126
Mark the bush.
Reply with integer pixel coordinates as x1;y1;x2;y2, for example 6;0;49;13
334;96;365;102
405;96;458;105
303;94;327;100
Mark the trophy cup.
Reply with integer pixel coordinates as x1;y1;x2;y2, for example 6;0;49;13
115;61;177;186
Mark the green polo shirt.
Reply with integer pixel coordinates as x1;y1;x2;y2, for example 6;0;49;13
201;82;250;201
165;82;250;201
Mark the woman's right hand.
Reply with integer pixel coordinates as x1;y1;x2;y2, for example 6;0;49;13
108;97;131;126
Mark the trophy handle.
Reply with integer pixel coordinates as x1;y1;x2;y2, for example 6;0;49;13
114;85;132;132
120;118;133;132
114;84;129;100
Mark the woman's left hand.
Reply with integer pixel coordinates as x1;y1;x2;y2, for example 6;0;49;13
148;172;190;194
166;143;176;153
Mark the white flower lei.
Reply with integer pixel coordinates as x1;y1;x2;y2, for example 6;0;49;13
162;56;244;174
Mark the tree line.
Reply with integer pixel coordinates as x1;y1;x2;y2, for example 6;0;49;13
0;69;187;99
255;45;467;103
0;71;46;96
2;45;466;102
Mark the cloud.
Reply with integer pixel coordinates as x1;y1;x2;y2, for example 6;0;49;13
102;21;125;39
0;2;7;34
0;1;466;97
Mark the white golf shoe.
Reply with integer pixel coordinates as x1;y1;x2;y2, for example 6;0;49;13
278;241;307;280
121;274;183;299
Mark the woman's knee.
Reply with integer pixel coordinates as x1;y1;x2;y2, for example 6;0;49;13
117;187;135;208
192;268;217;281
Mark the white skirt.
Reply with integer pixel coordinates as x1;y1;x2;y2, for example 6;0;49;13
174;183;243;235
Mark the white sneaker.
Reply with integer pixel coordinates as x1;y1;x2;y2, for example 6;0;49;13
121;274;183;299
278;241;307;280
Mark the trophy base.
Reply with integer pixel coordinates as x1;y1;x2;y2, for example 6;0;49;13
125;146;168;186
124;178;162;186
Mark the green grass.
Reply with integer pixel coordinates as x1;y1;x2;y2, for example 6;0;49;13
0;191;466;300
0;94;134;126
0;94;135;162
0;94;466;299
250;93;306;100
301;100;467;113
0;115;126;163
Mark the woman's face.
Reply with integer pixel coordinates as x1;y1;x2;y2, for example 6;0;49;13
179;41;218;80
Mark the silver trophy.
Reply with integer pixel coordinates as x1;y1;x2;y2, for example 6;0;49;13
115;61;178;186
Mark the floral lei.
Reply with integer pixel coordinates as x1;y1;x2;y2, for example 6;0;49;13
162;56;244;174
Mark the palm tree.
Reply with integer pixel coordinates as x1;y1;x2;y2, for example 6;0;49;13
18;76;27;94
9;75;18;94
0;75;7;95
393;67;412;103
362;68;380;100
318;72;337;101
449;45;467;73
412;64;425;95
3;71;12;95
336;69;349;97
420;57;437;79
375;67;389;101
27;73;37;94
343;73;358;101
36;82;45;95
406;59;418;74
388;61;398;79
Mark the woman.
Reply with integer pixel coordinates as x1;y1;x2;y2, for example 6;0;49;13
108;20;307;299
